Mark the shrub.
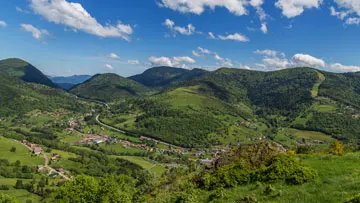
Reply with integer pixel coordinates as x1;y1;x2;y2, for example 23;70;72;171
344;193;360;203
286;166;318;185
0;185;10;190
259;155;317;184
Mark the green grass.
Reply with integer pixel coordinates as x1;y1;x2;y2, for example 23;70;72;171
0;137;43;166
116;156;166;176
211;152;360;203
0;188;41;202
99;143;147;154
312;104;337;113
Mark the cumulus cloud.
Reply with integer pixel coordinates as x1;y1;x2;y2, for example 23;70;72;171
163;19;196;36
275;0;322;18
29;0;133;40
262;57;291;70
346;17;360;24
20;24;49;40
291;54;326;68
157;0;264;16
255;52;326;70
330;6;349;20
149;56;196;68
108;53;120;60
104;64;113;70
330;0;360;25
328;63;360;72
218;33;249;42
0;21;6;28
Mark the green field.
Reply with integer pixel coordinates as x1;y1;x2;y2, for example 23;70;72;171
0;137;43;166
0;188;41;202
116;156;166;176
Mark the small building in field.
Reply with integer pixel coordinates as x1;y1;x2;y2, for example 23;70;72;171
33;147;42;155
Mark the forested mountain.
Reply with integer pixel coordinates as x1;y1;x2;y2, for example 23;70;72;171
129;66;207;89
49;74;92;90
0;58;58;88
70;73;155;102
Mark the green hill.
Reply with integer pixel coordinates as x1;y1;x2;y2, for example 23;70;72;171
70;73;155;102
0;73;84;116
0;58;57;88
129;66;207;89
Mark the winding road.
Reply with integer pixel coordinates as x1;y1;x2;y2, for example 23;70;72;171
95;114;186;150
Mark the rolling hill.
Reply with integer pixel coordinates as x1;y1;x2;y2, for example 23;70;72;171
129;66;207;89
70;73;155;102
0;58;57;88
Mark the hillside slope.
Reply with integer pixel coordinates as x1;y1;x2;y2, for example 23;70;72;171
70;73;155;102
0;58;57;88
0;73;84;116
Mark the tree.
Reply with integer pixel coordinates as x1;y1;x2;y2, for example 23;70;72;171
330;140;344;155
54;175;99;203
0;193;16;203
15;180;23;189
10;147;16;153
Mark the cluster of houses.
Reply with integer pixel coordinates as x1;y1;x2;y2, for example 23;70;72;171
76;133;109;145
22;140;42;155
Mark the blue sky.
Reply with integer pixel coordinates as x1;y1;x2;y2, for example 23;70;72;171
1;0;360;76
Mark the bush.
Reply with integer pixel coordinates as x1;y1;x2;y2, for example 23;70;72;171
286;166;318;185
344;193;360;203
258;155;317;184
0;185;10;190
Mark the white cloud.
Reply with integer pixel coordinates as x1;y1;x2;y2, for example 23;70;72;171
291;53;326;68
108;53;120;60
327;63;360;72
254;49;285;57
198;47;212;54
275;0;322;18
214;53;233;67
346;17;360;24
127;60;140;65
262;57;291;70
0;21;6;28
163;19;196;36
16;6;30;14
256;52;326;70
334;0;360;16
330;6;349;20
20;24;49;40
260;23;267;34
29;0;133;40
192;50;202;57
218;33;249;42
104;64;113;70
208;32;216;39
157;0;264;16
149;56;196;68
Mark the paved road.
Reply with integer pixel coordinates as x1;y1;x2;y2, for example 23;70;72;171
95;114;186;150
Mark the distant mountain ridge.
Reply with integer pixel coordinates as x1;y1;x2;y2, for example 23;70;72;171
49;74;92;90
